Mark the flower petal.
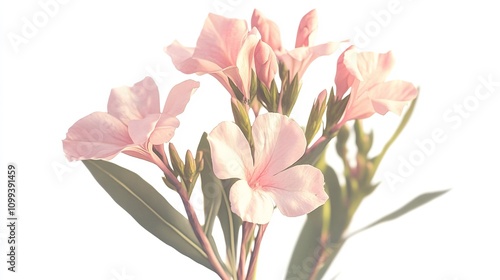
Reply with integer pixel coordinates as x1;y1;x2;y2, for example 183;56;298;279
165;40;222;75
162;79;200;118
251;9;282;52
63;112;132;161
207;121;253;180
278;42;340;80
263;165;328;217
348;50;395;93
295;9;317;48
232;30;259;99
107;77;160;124
370;80;418;115
252;113;306;181
229;180;274;224
149;117;180;145
193;13;248;68
334;46;358;99
127;114;161;145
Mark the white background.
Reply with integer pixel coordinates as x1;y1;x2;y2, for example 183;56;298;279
1;0;500;279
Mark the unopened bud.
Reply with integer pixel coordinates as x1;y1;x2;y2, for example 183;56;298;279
196;150;204;172
305;89;328;144
168;143;184;177
295;9;318;48
231;98;252;143
255;40;278;89
184;150;197;184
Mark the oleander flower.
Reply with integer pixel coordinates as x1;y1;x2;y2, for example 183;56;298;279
63;77;199;162
251;9;341;81
207;113;328;224
334;48;418;128
166;13;258;101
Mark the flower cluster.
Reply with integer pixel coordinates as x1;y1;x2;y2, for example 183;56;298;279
63;8;418;280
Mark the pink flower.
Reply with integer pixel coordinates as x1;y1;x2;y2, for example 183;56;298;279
207;113;328;224
251;9;341;81
334;48;418;128
165;13;258;101
63;77;199;162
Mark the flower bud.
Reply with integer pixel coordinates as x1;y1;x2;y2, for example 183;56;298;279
254;41;278;89
184;150;197;184
251;9;282;52
295;9;318;48
305;89;327;144
230;98;253;145
168;143;184;177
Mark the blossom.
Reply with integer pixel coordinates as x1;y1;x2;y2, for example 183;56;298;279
334;48;418;127
165;13;258;101
63;77;199;162
207;113;328;224
251;9;341;81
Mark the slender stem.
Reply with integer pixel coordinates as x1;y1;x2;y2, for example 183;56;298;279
246;224;267;280
237;222;256;280
153;152;229;280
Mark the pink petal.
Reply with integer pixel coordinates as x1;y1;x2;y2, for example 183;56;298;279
251;9;282;52
232;30;259;99
63;112;132;161
349;50;395;93
162;79;200;118
295;9;318;48
193;13;248;69
149;117;180;145
207;121;253;180
279;42;340;80
107;77;160;124
229;180;274;224
370;80;418;115
252;113;306;181
263;165;328;217
127;114;180;146
335;46;358;99
127;114;161;145
166;40;223;75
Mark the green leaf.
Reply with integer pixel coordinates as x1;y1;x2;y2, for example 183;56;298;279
197;133;222;236
196;133;240;276
82;160;212;270
218;179;241;274
295;137;332;166
348;189;450;238
286;159;347;280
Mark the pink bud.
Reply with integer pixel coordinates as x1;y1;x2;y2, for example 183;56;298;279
295;9;318;48
254;40;278;88
251;9;283;52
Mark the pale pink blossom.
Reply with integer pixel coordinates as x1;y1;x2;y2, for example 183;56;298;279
165;13;258;100
251;9;341;81
207;113;328;224
334;48;418;128
63;77;199;162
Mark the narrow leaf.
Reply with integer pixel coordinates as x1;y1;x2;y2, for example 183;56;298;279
197;133;222;236
82;160;212;270
348;189;450;238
